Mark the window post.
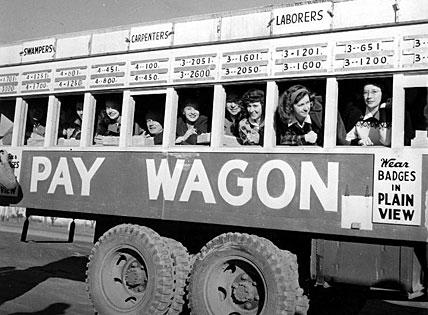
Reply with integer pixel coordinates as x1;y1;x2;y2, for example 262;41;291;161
163;87;178;148
324;77;338;148
391;74;404;149
45;95;60;147
211;84;226;148
80;92;96;147
264;81;278;148
12;97;27;146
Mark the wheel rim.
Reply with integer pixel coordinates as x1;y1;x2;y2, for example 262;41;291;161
203;255;267;315
100;246;149;312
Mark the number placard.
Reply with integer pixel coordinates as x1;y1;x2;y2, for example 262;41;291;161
335;38;395;71
221;50;269;79
274;43;328;75
54;66;87;90
401;34;428;68
90;62;126;88
21;69;52;93
130;58;169;85
173;54;217;82
0;73;19;95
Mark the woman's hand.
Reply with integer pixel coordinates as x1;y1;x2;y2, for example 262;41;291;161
176;126;197;144
358;138;373;146
304;130;318;144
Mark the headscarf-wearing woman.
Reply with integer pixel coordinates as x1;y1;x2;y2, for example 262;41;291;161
276;84;323;146
175;98;208;145
345;81;391;146
238;89;265;145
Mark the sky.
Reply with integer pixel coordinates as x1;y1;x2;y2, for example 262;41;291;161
0;0;301;45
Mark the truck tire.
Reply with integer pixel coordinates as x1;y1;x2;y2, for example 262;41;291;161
188;232;299;315
163;237;192;314
86;224;174;315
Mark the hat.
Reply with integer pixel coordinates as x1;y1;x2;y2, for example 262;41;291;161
362;79;384;92
105;99;121;111
226;92;240;103
181;98;200;111
145;109;163;123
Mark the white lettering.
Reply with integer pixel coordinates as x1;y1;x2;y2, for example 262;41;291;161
257;160;296;209
218;160;253;206
47;157;73;195
30;156;52;192
146;159;184;200
73;157;105;196
180;159;215;204
300;161;339;212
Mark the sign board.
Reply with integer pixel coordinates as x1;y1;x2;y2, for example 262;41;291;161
274;42;329;76
272;2;332;35
334;37;395;71
129;23;173;50
20;69;53;93
21;38;56;63
401;34;428;69
89;62;127;89
221;49;269;80
373;152;422;226
173;54;217;83
130;58;170;86
0;73;19;95
54;66;88;91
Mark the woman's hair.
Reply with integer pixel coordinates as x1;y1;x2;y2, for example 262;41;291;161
242;89;265;107
277;85;312;124
225;92;245;120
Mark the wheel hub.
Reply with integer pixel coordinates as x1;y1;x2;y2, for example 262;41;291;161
124;261;147;293
231;273;259;309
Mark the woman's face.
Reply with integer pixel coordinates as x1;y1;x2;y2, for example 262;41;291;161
226;101;241;116
105;101;120;120
247;101;263;121
363;84;382;110
183;105;200;123
146;119;163;135
76;103;83;119
293;94;311;122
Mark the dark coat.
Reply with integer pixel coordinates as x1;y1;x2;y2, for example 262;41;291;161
176;115;208;145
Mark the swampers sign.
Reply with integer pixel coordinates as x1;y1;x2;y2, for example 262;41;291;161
20;152;373;229
373;152;422;226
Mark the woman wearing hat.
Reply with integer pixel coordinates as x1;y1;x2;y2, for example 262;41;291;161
145;109;164;145
238;89;265;145
224;91;244;137
175;98;208;145
95;98;123;138
276;85;323;146
345;81;391;146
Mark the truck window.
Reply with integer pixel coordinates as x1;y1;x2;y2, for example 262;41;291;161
132;94;166;146
175;87;213;146
25;98;48;146
337;77;392;147
404;87;428;147
0;99;15;146
276;80;325;146
94;93;123;146
57;95;84;147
